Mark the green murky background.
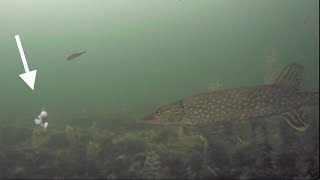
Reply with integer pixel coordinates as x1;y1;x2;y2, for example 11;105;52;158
0;0;318;179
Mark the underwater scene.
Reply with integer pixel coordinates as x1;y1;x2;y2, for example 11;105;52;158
0;0;319;179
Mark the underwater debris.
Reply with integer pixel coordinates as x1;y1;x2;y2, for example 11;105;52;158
34;109;48;131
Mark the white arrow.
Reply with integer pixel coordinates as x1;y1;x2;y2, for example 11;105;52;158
15;35;37;90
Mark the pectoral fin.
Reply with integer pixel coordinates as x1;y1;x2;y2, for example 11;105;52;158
283;109;311;132
180;124;196;136
233;121;253;144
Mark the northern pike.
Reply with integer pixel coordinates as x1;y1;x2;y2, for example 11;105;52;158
139;63;319;131
67;51;87;61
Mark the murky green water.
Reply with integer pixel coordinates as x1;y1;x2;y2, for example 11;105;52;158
0;0;319;179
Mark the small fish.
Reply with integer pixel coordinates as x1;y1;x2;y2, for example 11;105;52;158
139;63;319;132
67;51;87;61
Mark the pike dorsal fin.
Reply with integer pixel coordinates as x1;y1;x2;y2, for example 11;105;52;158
273;63;304;90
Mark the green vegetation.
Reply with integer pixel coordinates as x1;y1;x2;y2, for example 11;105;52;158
0;111;318;179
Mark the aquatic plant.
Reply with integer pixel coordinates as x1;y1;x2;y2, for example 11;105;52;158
208;79;224;91
86;141;101;159
65;124;78;142
264;48;282;84
142;151;162;179
30;128;49;149
0;112;318;179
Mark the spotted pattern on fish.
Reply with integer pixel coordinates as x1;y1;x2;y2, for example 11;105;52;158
180;84;315;125
140;84;318;126
139;63;319;127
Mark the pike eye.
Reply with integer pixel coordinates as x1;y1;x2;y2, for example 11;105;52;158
156;109;161;115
